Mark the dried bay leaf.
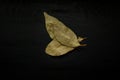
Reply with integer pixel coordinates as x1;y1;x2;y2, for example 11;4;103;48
45;39;74;56
44;12;86;56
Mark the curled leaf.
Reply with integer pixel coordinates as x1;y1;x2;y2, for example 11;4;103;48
45;39;74;56
44;12;86;56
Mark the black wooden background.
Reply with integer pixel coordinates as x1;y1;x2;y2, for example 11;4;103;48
0;0;119;79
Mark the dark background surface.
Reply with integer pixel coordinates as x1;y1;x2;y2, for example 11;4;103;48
0;0;119;79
